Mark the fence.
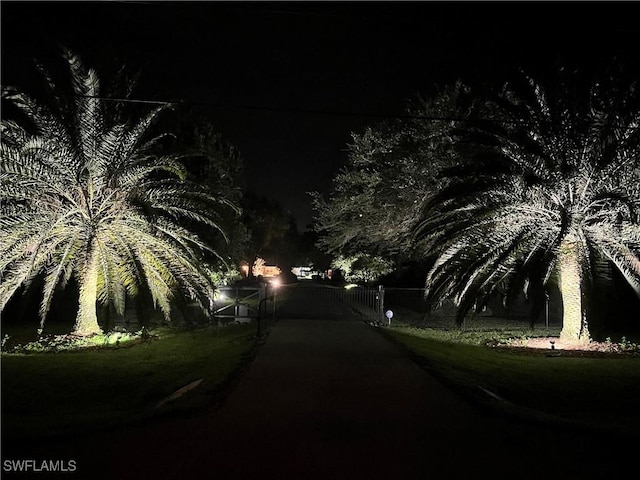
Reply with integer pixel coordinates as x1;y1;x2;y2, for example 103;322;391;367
332;284;562;329
380;286;562;329
209;281;563;330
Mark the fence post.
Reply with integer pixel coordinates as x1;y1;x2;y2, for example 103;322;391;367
378;285;385;324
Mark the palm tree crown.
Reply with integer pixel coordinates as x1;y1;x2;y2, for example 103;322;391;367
1;50;235;335
415;68;640;342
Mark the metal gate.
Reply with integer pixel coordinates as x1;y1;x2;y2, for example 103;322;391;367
212;282;422;324
274;283;386;322
213;285;263;322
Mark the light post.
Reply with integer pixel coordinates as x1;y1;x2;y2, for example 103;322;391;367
545;292;550;330
257;281;267;336
257;277;280;336
270;277;281;322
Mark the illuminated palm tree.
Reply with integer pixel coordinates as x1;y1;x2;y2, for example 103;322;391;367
0;50;235;335
415;67;640;343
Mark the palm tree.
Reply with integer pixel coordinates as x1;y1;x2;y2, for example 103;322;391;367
0;49;236;336
415;67;640;343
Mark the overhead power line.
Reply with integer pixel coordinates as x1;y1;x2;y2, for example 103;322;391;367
75;94;500;124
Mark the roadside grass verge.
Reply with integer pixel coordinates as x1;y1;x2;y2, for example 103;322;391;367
1;323;259;443
383;324;640;436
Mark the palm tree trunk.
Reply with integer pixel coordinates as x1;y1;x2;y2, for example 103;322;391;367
558;238;591;343
72;250;102;336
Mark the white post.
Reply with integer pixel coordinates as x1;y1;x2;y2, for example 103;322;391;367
545;292;549;330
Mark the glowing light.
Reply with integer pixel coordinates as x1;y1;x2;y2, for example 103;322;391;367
252;257;281;278
252;258;266;277
385;309;394;326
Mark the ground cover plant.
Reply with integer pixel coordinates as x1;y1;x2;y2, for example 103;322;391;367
382;321;640;437
1;323;258;443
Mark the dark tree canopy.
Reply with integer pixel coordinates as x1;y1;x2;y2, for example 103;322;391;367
312;82;476;259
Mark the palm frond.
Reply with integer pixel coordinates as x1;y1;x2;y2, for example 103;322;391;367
416;67;640;331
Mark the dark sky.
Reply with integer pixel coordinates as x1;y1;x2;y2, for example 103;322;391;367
2;1;639;230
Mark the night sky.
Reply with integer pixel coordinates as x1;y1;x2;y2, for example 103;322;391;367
2;1;639;230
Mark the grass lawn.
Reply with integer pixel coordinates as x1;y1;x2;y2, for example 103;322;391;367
1;322;260;443
383;324;640;435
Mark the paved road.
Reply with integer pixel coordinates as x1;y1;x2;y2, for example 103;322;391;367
3;282;634;479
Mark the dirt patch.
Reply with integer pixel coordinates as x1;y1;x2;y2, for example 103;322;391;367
502;336;640;357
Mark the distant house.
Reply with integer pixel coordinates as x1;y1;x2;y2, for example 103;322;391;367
252;258;282;278
291;266;313;279
291;266;325;280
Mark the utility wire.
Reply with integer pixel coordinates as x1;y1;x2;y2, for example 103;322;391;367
75;94;501;124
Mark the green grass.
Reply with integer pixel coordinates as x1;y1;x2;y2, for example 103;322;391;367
1;323;259;442
383;325;640;435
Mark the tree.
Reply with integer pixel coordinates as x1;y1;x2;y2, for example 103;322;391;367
160;109;248;284
0;49;236;335
241;192;301;269
415;66;640;343
312;82;473;259
331;254;393;285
